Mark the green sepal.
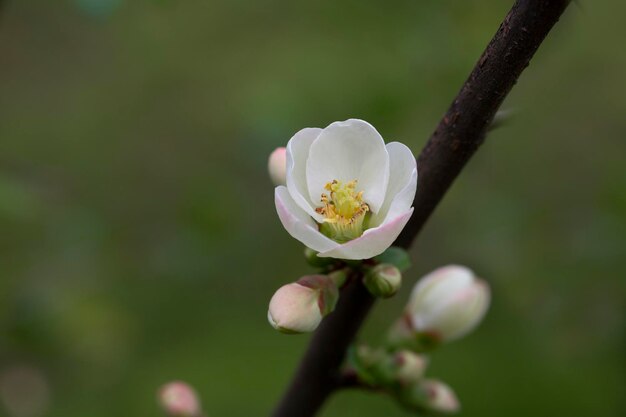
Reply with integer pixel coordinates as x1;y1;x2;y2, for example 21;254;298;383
303;247;337;269
363;264;402;298
413;331;442;353
390;331;442;354
374;247;411;272
346;345;383;386
386;316;442;353
297;274;339;317
318;282;339;316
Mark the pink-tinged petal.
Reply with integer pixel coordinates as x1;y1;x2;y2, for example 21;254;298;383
285;127;324;222
305;119;390;214
275;186;339;253
318;208;414;260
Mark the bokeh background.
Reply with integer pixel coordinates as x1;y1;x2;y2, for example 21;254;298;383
0;0;624;416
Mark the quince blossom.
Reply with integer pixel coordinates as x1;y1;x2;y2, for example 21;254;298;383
275;119;417;260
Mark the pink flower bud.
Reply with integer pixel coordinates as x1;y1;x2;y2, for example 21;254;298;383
393;350;428;385
0;365;50;417
158;381;202;417
412;379;460;414
268;147;287;186
268;275;339;334
407;265;490;342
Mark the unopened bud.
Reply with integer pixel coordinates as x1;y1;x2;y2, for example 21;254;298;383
349;346;427;388
393;350;428;385
268;275;339;334
407;265;490;343
158;381;202;417
268;147;287;186
363;264;402;298
0;365;50;417
400;379;460;414
348;345;391;385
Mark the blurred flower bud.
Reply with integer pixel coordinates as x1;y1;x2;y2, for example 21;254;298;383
348;345;393;386
349;345;427;388
400;379;460;414
158;381;202;417
406;265;490;343
363;264;402;298
268;275;339;334
393;350;427;385
0;365;50;417
268;147;287;186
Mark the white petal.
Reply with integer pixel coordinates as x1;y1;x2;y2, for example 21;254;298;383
371;142;417;227
415;279;490;341
317;208;413;260
408;266;474;315
275;186;339;253
411;266;474;306
306;119;389;213
285;127;324;222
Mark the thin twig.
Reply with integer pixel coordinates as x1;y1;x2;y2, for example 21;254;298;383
271;1;571;416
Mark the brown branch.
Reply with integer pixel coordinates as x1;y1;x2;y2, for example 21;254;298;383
271;1;571;416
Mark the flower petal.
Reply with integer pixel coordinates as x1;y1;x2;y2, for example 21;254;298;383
306;119;389;213
317;208;414;260
285;127;324;222
275;186;339;253
408;266;475;316
371;142;417;227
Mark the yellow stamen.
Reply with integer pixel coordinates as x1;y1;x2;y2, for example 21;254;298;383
316;180;370;242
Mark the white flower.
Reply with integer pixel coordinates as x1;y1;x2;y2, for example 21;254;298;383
274;119;417;260
407;265;490;342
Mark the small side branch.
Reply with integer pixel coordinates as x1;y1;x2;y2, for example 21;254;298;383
271;1;571;416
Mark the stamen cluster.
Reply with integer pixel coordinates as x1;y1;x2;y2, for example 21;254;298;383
315;180;370;242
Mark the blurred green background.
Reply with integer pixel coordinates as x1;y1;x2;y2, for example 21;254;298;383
0;0;624;416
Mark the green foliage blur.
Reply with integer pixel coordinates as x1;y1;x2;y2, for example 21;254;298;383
0;0;624;416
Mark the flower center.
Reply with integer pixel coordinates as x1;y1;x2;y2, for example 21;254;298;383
315;180;370;243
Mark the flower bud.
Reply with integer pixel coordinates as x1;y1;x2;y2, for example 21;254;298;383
268;147;287;186
158;381;202;417
349;346;428;388
348;345;392;385
0;365;50;417
400;379;460;414
393;350;428;385
363;264;402;298
407;265;490;343
268;275;339;334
